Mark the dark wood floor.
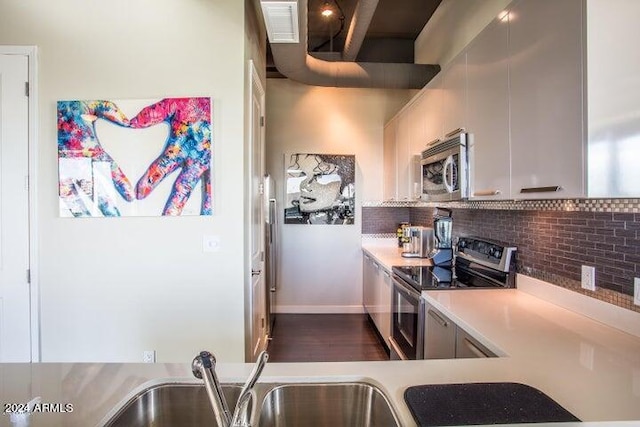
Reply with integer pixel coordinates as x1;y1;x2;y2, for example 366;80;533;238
267;314;389;362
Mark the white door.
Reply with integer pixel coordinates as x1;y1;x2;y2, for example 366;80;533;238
249;61;267;361
0;53;31;362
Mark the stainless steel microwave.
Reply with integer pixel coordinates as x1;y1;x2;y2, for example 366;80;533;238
420;131;469;201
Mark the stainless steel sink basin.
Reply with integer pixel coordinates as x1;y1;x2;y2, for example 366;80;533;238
258;382;400;427
104;383;242;427
105;381;399;427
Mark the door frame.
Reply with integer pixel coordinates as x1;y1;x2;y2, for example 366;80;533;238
0;45;40;362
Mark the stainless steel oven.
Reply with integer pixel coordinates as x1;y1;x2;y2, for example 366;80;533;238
421;130;469;201
390;237;517;360
389;273;425;360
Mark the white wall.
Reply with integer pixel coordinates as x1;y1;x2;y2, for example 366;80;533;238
0;0;253;362
265;79;409;312
415;0;513;66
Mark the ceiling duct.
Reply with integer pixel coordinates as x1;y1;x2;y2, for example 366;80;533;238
342;0;378;61
262;0;440;89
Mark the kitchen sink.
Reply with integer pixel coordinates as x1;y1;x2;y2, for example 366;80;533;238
104;381;399;427
103;383;242;427
258;382;400;427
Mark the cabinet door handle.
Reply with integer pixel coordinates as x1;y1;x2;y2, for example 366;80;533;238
473;189;501;197
428;309;449;327
520;186;561;193
372;262;379;270
445;127;465;138
383;271;391;278
251;269;262;276
463;337;489;358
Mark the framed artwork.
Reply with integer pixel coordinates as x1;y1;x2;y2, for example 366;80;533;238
57;97;212;217
284;153;355;225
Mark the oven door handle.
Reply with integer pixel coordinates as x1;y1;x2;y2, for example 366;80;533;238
443;155;454;194
389;338;409;361
392;276;421;301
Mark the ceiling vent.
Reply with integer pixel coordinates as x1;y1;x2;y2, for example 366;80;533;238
260;1;300;43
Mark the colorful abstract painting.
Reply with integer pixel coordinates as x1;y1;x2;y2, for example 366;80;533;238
284;153;355;225
57;97;212;217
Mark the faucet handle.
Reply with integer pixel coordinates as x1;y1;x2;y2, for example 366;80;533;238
191;350;216;378
231;351;269;427
243;351;269;393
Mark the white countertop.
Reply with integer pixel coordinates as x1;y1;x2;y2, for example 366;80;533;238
361;237;434;269
361;238;640;424
1;240;639;426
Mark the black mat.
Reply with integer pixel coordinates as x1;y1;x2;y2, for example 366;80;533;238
404;382;580;426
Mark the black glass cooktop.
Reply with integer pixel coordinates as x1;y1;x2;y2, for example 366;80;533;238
392;262;509;292
392;265;454;291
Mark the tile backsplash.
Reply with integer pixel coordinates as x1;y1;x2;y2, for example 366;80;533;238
362;204;640;313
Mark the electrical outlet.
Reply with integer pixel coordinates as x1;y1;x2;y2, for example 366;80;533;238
581;265;596;291
143;350;156;363
634;278;640;306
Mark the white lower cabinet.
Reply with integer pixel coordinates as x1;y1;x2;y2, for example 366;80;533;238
424;305;457;359
424;302;496;359
362;253;391;347
456;329;494;358
378;267;392;346
363;254;376;321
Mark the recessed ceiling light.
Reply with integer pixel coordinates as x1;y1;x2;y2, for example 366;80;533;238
321;2;334;18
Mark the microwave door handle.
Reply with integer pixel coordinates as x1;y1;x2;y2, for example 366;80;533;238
443;155;454;194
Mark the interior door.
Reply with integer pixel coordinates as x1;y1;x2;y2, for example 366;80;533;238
0;53;31;362
249;61;267;361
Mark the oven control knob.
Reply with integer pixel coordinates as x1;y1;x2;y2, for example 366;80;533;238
458;239;467;249
494;250;502;259
488;247;496;257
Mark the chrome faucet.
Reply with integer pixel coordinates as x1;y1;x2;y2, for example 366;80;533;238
192;350;268;427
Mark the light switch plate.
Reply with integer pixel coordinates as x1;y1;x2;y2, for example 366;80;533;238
143;350;156;363
634;278;640;306
581;265;596;291
203;235;221;252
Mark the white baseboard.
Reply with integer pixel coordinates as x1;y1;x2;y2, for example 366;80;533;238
274;305;365;314
517;274;640;338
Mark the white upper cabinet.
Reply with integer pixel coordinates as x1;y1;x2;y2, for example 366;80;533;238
441;53;467;138
383;118;397;201
586;0;640;197
466;13;510;200
508;0;585;199
408;89;428;155
423;75;443;147
395;108;413;200
383;0;640;201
